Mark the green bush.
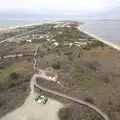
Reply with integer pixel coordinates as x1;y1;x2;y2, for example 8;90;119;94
52;64;60;69
84;97;94;104
9;72;19;80
83;40;104;50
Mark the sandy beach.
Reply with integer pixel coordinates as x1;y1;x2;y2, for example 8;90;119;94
78;26;120;51
0;20;65;31
1;21;120;51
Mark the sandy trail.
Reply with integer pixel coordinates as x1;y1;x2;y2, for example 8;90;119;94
0;24;110;120
0;93;64;120
0;40;64;120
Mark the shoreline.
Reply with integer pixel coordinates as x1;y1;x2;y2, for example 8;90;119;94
0;21;51;31
78;26;120;51
0;21;48;31
1;21;120;51
0;20;67;31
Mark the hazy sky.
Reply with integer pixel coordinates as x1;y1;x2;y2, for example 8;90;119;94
0;0;119;11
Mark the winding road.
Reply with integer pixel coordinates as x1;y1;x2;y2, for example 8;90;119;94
32;46;110;120
31;73;110;120
0;26;110;120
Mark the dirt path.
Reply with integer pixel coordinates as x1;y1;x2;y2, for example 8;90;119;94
0;44;64;120
31;45;110;120
31;73;110;120
0;93;64;120
0;25;110;120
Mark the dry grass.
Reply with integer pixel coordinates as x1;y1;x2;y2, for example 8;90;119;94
0;60;32;84
0;22;120;120
58;104;103;120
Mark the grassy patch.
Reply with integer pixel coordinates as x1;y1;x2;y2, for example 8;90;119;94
58;104;102;120
84;97;95;104
82;40;105;50
0;60;32;84
9;72;20;80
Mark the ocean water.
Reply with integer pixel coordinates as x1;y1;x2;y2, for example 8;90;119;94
0;20;43;28
81;21;120;45
0;17;88;28
1;19;120;46
0;17;80;28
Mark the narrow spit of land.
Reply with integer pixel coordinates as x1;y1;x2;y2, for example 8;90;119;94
0;21;120;120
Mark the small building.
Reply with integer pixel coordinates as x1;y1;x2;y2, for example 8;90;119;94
45;71;58;81
53;42;59;47
26;39;32;43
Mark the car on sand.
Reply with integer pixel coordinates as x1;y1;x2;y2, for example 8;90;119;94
35;95;48;104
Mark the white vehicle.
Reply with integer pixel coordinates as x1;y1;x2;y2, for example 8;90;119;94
35;95;48;104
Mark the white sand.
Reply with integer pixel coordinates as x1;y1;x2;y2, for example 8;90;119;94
77;26;120;51
0;94;64;120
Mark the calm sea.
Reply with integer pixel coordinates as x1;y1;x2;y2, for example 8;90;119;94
1;19;120;46
0;20;43;28
81;21;120;45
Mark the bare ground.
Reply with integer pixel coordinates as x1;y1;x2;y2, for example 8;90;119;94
0;22;120;120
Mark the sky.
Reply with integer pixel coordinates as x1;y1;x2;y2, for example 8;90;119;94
0;0;119;11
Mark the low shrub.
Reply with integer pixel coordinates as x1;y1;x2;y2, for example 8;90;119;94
52;64;60;69
9;72;20;80
84;97;95;104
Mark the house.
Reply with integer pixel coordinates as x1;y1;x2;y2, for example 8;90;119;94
26;39;32;43
45;71;58;81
